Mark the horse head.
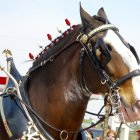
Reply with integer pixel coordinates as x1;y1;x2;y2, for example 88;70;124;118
79;5;140;122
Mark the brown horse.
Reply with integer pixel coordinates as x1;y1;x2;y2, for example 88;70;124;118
1;5;140;140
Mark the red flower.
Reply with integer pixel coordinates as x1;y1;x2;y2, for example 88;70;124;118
47;34;52;40
65;19;71;26
29;53;34;60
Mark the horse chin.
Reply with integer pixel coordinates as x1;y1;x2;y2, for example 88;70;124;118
118;100;140;122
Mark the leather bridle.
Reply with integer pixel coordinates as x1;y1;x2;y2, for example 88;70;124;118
77;23;140;95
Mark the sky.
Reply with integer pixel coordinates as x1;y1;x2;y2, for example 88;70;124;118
0;0;140;122
0;0;140;75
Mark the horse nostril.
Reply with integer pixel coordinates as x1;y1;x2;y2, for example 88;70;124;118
132;106;137;112
135;101;140;109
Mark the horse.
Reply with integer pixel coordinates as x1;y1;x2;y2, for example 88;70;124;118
1;4;140;140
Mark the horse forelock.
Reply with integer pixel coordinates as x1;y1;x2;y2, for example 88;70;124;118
32;25;81;68
104;30;140;101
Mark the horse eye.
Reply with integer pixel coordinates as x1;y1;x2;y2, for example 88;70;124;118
106;44;112;51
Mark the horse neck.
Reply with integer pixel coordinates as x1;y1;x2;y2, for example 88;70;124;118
28;28;90;139
82;55;108;94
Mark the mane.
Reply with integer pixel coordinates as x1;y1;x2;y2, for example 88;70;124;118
32;24;81;68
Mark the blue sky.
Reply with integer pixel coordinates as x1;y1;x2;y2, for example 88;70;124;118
0;0;140;75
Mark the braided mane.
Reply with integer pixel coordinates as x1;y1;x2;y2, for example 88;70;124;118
32;25;80;67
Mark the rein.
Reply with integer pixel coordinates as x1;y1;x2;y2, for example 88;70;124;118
5;90;106;136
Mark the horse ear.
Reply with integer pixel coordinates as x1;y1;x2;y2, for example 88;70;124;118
80;4;93;29
97;7;108;20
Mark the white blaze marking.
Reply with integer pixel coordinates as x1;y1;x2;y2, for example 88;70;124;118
103;30;140;100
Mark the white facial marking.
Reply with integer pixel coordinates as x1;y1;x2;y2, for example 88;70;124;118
103;30;140;100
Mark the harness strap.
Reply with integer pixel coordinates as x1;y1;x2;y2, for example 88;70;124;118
115;69;140;86
0;57;13;138
0;96;13;137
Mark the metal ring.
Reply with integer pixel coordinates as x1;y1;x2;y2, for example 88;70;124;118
101;79;106;84
60;130;68;140
49;56;54;62
110;94;120;105
80;34;88;44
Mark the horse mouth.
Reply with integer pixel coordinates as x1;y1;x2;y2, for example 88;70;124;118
118;100;140;122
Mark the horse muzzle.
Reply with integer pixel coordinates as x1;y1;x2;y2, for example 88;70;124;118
118;100;140;122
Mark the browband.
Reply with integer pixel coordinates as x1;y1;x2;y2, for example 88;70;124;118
78;24;119;45
88;24;119;39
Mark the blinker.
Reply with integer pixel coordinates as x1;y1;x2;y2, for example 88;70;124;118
94;38;111;67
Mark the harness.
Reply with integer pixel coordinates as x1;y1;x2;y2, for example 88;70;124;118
1;20;140;140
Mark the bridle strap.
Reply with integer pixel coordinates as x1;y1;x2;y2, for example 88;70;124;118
78;24;119;45
78;24;140;91
115;69;140;86
78;24;120;91
88;24;119;40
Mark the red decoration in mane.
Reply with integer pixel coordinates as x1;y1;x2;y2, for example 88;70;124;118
47;34;52;41
29;53;34;60
65;19;71;26
33;23;77;62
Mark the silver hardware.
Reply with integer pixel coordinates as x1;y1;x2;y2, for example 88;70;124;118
60;130;68;140
87;43;92;51
21;121;41;140
80;34;88;44
49;56;54;62
101;79;106;84
110;90;121;109
6;87;17;94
